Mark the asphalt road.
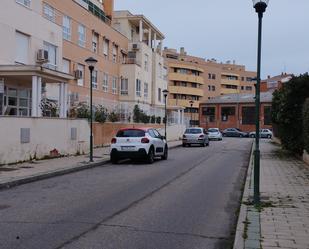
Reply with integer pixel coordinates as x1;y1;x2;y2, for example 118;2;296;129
0;138;252;249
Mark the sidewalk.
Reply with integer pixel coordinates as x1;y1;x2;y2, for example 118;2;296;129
234;140;309;249
0;140;182;190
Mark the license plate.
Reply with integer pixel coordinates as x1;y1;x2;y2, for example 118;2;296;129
121;146;135;151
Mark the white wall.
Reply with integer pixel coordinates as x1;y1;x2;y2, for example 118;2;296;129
158;124;186;142
0;117;89;164
0;0;63;68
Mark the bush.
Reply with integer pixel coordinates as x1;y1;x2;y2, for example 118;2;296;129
151;115;156;124
303;98;309;153
133;105;142;123
95;105;108;123
75;103;90;119
271;73;309;154
109;111;120;122
156;116;161;124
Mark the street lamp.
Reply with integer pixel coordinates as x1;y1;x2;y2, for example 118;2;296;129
85;57;98;162
189;100;194;127
163;89;169;139
252;0;269;205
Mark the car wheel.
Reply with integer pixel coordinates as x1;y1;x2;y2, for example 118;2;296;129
223;133;226;137
188;144;191;147
206;141;210;146
161;146;168;160
267;134;271;139
111;154;118;164
250;134;255;138
202;142;206;147
182;143;186;147
147;147;155;164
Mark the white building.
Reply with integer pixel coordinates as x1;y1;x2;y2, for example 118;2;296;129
0;0;72;117
113;11;167;120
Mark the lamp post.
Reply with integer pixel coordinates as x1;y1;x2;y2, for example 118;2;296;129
252;0;269;205
163;89;169;139
85;57;98;162
189;100;194;127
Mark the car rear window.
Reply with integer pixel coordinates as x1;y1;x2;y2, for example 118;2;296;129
185;128;202;134
116;129;145;137
208;128;218;132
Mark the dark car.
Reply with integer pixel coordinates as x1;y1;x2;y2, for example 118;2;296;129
222;128;249;137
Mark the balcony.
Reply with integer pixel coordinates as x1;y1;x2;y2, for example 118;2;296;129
169;73;204;85
221;79;240;86
122;58;141;67
169;86;203;97
168;99;200;108
220;88;239;95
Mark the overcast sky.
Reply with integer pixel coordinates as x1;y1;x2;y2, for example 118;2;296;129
115;0;309;78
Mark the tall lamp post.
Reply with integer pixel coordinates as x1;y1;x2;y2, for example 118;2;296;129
163;89;169;139
189;100;194;127
85;57;98;162
252;0;269;205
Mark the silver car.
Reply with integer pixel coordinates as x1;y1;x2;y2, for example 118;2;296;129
208;128;223;141
182;127;210;147
249;129;273;138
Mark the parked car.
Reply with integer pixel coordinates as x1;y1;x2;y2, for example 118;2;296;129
182;127;210;147
222;128;249;137
207;128;222;141
110;128;168;164
249;129;273;138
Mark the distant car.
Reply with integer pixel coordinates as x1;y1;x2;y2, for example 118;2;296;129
249;129;273;139
182;127;210;147
208;128;222;141
110;128;168;164
222;128;249;137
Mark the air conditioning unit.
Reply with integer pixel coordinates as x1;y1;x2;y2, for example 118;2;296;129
74;70;83;79
37;49;49;62
132;43;140;50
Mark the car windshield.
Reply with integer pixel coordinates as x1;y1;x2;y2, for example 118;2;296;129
185;128;202;134
208;128;218;132
116;129;145;137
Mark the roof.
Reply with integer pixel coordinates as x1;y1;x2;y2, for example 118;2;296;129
118;127;151;132
263;74;293;83
202;92;273;105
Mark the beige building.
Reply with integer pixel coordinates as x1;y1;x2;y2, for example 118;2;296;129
44;0;129;114
163;47;256;125
0;0;73;117
113;11;168;120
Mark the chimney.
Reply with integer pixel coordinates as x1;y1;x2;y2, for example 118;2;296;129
267;75;271;79
104;0;114;20
180;47;185;55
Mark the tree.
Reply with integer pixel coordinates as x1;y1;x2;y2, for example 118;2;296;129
95;105;108;123
272;73;309;154
133;105;142;123
303;98;309;153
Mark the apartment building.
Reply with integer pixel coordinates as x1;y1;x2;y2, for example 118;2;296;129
43;0;128;112
113;11;167;120
0;0;73;117
163;47;256;125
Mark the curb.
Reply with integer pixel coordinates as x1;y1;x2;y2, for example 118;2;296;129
0;143;182;191
233;141;254;249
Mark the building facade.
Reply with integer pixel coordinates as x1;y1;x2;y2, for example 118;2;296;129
260;73;292;93
113;11;167;121
199;92;273;132
0;0;73;117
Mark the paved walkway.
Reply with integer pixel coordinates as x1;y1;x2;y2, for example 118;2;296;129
234;140;309;249
0;140;182;189
260;141;309;249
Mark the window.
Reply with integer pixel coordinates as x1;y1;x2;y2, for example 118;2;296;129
103;73;108;92
264;106;272;125
208;73;216;79
103;39;109;59
62;16;71;41
121;52;127;64
112;77;117;94
62;59;70;74
92;33;99;53
242;106;255;125
144;82;148;99
245;86;253;91
211;86;215;91
241;86;244;90
78;24;86;47
136;79;141;97
158;88;161;102
92;70;98;89
44;41;57;70
43;3;55;22
3;87;31;116
144;54;149;71
16;0;31;8
15;31;29;64
112;44;118;63
221;106;235;121
192;83;197;88
202;107;216;122
120;78;128;95
158;63;162;78
77;64;84;86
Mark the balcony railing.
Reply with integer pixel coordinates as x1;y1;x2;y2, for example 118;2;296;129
123;58;141;67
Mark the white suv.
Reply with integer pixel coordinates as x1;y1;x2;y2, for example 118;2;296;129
110;128;168;164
